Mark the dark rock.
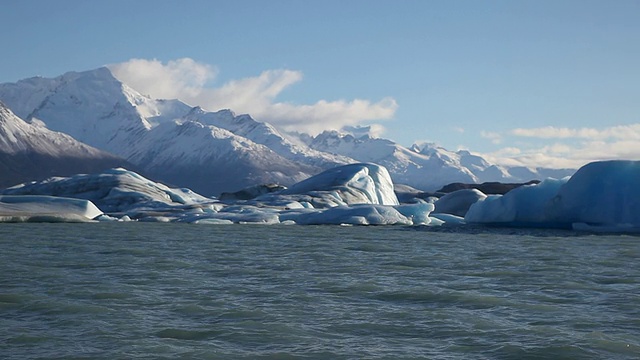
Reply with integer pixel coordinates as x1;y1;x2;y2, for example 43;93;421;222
219;183;286;201
436;180;540;195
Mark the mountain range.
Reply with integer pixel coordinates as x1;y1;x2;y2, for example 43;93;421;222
0;67;574;196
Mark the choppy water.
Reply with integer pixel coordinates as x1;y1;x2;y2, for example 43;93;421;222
0;223;638;359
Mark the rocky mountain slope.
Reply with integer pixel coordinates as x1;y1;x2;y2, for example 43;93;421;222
0;101;132;188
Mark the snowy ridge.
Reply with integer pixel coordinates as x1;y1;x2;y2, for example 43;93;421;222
309;131;574;191
0;101;131;188
308;131;477;190
1;101;105;156
183;107;352;168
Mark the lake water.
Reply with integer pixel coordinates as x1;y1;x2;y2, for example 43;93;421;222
0;223;638;359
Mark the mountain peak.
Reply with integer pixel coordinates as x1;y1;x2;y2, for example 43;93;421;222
341;125;378;140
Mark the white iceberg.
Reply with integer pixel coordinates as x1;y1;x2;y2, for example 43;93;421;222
179;205;281;225
280;202;434;226
2;168;214;213
272;163;399;207
0;195;102;222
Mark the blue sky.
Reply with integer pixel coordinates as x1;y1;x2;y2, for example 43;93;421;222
1;0;639;168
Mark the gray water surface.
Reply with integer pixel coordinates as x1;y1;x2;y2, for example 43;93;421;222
1;223;638;359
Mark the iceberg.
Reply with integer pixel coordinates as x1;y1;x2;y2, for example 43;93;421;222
276;163;399;207
280;202;434;226
465;160;640;232
0;195;102;222
433;188;486;217
281;204;412;225
464;177;568;227
180;205;282;225
2;168;214;213
549;160;640;230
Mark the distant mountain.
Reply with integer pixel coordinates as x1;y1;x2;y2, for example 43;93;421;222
0;67;575;195
0;101;132;188
306;131;476;190
303;131;574;191
183;107;353;168
0;68;340;195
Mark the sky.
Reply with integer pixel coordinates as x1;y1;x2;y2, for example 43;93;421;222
1;0;639;168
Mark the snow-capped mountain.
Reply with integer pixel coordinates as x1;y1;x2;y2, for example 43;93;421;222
182;107;353;168
0;67;191;155
306;131;574;191
306;131;477;190
0;66;575;195
0;101;132;188
0;68;339;195
125;119;314;195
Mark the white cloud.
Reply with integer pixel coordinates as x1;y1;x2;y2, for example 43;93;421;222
108;58;397;135
108;58;216;99
511;124;640;140
477;123;640;169
482;139;640;169
480;130;502;144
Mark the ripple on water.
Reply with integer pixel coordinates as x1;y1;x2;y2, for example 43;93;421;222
0;223;638;360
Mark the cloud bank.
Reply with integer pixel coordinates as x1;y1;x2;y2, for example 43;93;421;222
481;124;640;169
511;124;640;141
108;58;397;135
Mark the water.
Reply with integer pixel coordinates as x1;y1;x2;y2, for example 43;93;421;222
0;223;638;359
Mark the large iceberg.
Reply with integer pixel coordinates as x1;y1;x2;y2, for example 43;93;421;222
549;161;640;229
0;195;102;222
2;168;214;213
275;163;399;207
465;160;640;232
464;178;568;227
